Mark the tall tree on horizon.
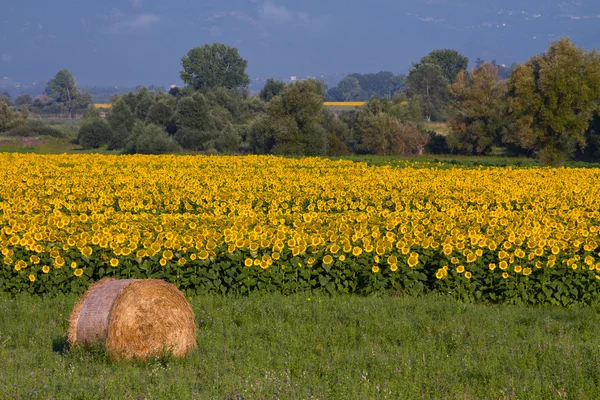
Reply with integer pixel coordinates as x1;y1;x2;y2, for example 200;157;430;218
180;43;250;92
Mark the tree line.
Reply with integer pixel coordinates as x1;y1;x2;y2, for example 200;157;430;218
1;38;600;165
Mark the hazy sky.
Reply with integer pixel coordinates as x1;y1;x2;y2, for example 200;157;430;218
1;0;599;87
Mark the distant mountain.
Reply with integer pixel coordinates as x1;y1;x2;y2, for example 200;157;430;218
1;0;599;87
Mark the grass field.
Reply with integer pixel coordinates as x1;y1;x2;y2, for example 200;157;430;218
1;293;600;399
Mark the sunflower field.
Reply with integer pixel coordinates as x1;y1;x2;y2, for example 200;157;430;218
1;153;600;305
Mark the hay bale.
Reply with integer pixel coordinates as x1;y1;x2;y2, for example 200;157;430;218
68;278;197;360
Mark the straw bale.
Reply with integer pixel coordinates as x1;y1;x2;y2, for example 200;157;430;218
68;279;197;360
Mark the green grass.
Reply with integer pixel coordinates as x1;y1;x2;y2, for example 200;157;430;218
2;294;600;399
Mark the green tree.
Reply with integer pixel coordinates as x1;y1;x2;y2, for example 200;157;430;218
354;97;427;155
0;91;12;106
174;94;217;150
421;49;469;83
106;99;136;150
180;43;250;91
77;118;112;149
83;105;101;120
15;94;33;107
344;72;405;100
406;63;450;122
337;76;361;101
46;70;82;118
506;38;600;166
146;98;177;134
124;122;181;154
0;102;25;132
260;79;286;102
360;113;425;156
447;63;508;154
251;80;327;155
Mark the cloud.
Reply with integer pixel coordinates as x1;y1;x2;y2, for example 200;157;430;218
130;0;143;8
108;13;160;33
418;17;446;23
259;1;310;24
205;11;264;30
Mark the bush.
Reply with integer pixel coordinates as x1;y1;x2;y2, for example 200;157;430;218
174;127;217;151
6;120;65;138
124;123;181;154
425;131;451;154
77;119;112;149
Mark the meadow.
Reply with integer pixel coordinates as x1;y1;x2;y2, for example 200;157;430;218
2;293;600;399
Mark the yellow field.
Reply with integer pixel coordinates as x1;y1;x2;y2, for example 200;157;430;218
1;154;599;302
96;102;370;109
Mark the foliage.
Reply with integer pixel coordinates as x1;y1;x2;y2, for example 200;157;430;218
350;97;426;154
1;155;600;306
77;118;112;149
424;131;452;154
14;94;33;107
106;99;136;150
259;78;286;102
406;63;450;122
328;72;405;101
124;123;181;154
576;114;600;161
251;80;327;155
0;91;12;106
507;38;600;166
0;102;26;133
358;112;426;155
180;43;250;91
421;49;469;83
44;70;91;118
336;76;361;101
146;98;177;134
6;120;65;138
447;63;508;155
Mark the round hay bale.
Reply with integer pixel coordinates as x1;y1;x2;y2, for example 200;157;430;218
68;278;197;360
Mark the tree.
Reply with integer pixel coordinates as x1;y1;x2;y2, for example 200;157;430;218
447;63;508;154
507;38;600;166
146;99;177;134
77;118;112;149
83;105;101;120
0;102;25;132
576;114;600;161
421;49;469;83
180;43;250;91
0;91;12;106
406;63;450;121
251;80;327;155
341;72;405;100
124;122;181;154
15;94;33;107
106;99;136;150
174;94;217;150
46;70;81;118
337;76;361;101
354;97;427;155
260;79;286;102
360;113;425;156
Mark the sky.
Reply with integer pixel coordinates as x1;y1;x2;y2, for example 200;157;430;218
1;0;600;87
